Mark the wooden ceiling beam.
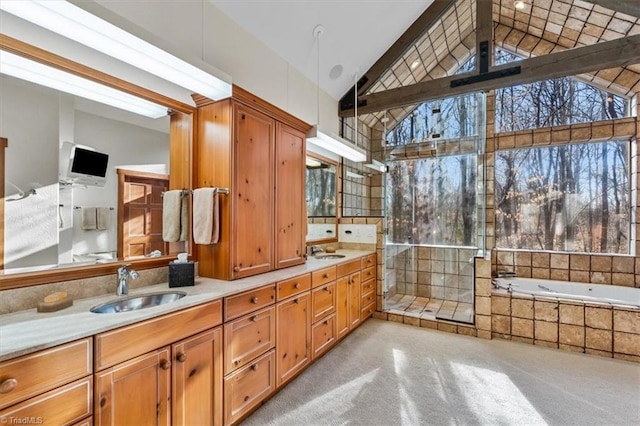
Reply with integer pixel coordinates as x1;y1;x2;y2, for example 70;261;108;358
338;0;456;110
585;1;640;19
339;34;640;117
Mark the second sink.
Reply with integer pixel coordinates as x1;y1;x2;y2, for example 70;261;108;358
90;291;187;314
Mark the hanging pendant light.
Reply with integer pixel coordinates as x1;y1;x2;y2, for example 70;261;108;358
306;24;366;163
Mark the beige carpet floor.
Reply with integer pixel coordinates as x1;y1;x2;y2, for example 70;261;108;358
243;319;640;426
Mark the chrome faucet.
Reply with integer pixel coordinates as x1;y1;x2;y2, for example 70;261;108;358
310;245;325;256
117;264;139;296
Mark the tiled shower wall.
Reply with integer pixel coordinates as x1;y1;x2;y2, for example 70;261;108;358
386;245;475;304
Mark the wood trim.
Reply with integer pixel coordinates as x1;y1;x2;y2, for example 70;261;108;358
341;34;640;116
0;137;7;270
232;85;312;133
341;0;456;102
0;34;195;115
586;1;640;19
475;0;493;73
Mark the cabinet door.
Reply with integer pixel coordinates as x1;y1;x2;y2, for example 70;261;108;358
232;104;275;278
274;122;306;269
311;281;336;322
95;348;171;426
335;276;350;339
172;328;223;426
349;272;362;330
276;294;311;387
224;306;276;374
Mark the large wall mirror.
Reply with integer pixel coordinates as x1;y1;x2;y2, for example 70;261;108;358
0;36;194;288
306;153;338;243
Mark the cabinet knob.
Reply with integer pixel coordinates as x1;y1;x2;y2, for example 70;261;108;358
324;286;330;292
233;266;240;272
294;298;299;304
176;352;187;363
160;359;171;370
251;296;259;304
0;378;17;394
323;274;329;279
294;283;301;289
251;315;258;322
251;364;258;371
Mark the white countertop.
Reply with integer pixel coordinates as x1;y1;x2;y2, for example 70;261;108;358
0;250;374;362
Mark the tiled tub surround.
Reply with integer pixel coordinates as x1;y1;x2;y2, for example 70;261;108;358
0;249;373;361
490;280;640;362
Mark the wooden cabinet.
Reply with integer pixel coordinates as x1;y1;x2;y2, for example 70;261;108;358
94;300;223;426
195;88;310;280
0;338;92;425
95;347;171;426
276;292;311;388
172;329;223;426
336;260;364;340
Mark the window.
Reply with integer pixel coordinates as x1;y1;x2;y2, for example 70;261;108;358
495;141;631;254
494;49;629;132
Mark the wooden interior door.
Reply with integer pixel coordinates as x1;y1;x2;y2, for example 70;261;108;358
117;169;169;259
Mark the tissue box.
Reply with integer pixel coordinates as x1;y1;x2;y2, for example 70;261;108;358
169;261;194;287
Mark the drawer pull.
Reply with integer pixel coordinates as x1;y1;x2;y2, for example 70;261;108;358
233;266;240;272
323;320;328;325
294;283;301;289
251;315;259;322
0;378;18;394
294;298;299;304
323;273;329;279
251;364;258;371
324;287;330;292
160;359;171;370
176;352;187;363
251;296;259;304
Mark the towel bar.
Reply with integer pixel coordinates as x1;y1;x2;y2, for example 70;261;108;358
74;206;114;210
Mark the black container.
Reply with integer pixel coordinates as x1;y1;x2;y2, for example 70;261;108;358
169;261;195;287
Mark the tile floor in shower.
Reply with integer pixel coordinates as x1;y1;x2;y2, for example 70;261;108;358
385;294;474;323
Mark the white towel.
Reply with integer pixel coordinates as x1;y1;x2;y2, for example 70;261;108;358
96;207;110;231
81;207;97;230
162;190;183;242
179;195;189;242
193;188;219;245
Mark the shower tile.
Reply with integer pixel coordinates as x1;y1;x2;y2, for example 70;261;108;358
403;316;421;327
438;322;458;333
585;306;612;330
444;249;458;262
532;267;551;279
417;272;430;285
476;259;492;278
612;273;634;287
416;284;430;298
570;254;590;271
532;252;550;268
476;296;491;315
535;300;559;322
497;251;514;268
432;261;445;273
590;272;611;285
559;303;584;326
570;270;590;282
475;314;491;331
418;259;430;272
515;252;532;266
406;297;429;315
431;286;445;300
590;256;612;272
444;275;459;288
516;266;533;278
476;278;492;296
559;324;585;347
388;313;405;323
550;253;569;269
612;256;635;273
459;291;473;304
457;325;476;336
586;328;612;352
535;321;558;342
420;318;438;329
445;261;458;274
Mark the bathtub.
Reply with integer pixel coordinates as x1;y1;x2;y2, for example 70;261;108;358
493;277;640;308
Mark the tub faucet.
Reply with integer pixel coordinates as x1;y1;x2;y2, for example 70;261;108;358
117;264;139;296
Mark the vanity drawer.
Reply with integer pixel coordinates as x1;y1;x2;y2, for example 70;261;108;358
224;284;276;321
311;314;336;359
224;349;275;425
361;254;376;269
224;306;276;375
336;259;360;277
0;377;92;425
361;278;375;295
311;266;337;288
361;303;376;321
276;274;311;301
361;289;376;308
0;338;92;410
361;266;376;283
311;281;336;322
95;300;221;371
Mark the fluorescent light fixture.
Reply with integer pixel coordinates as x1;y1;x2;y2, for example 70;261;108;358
0;51;167;118
306;126;367;163
364;159;386;173
0;0;232;100
305;157;322;167
346;171;365;179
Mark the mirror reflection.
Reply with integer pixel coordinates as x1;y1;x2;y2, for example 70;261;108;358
1;73;181;272
306;155;337;242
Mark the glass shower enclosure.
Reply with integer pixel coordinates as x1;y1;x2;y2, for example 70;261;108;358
383;92;486;324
